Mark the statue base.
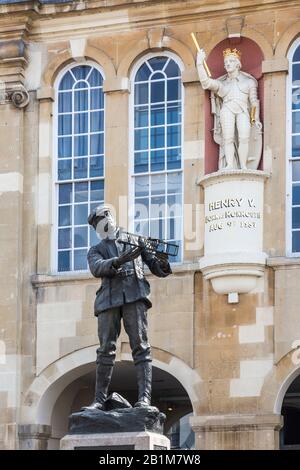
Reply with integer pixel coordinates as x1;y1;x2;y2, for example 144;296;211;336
60;430;170;450
197;169;270;300
67;406;166;435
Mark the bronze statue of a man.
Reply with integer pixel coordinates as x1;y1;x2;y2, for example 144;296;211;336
83;205;172;411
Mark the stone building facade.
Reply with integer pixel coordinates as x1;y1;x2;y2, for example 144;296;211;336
0;0;300;450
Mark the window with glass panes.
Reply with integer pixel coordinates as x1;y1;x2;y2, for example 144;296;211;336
56;65;104;272
290;44;300;253
133;56;183;262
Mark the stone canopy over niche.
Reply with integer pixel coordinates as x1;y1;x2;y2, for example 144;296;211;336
204;37;264;174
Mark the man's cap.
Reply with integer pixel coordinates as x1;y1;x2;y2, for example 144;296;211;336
88;204;112;229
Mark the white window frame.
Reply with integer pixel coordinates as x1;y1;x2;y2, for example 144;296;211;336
286;38;300;257
129;52;185;264
52;61;106;273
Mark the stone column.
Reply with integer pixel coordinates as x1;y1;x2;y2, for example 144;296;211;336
190;414;283;450
0;39;29;449
103;78;130;228
18;424;51;450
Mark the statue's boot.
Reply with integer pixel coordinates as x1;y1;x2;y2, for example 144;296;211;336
134;361;152;408
81;364;113;411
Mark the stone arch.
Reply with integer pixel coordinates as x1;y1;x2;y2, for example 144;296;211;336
259;350;300;415
275;21;300;58
21;345;200;427
203;27;273;60
117;35;196;79
42;44;116;88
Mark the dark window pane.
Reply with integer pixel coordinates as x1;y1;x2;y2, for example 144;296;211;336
90;156;104;177
90;226;99;246
148;57;167;71
165;60;180;78
151;126;164;149
91;180;104;201
74;113;88;134
167;194;182;217
292;135;300;158
74;81;88;89
74;90;88;111
151;72;165;81
88;68;103;87
74;158;88;179
135;63;151;82
74;249;88;270
151;81;164;103
135;176;149;197
91;111;104;132
58;159;72;180
135;198;149;220
292;87;300;110
134;152;148;173
151;196;165;219
135;129;148;151
292;161;300;181
59;205;71;226
58;92;72;113
293;184;300;205
151;104;164;126
170;240;181;263
59;71;74;91
58;137;72;158
75;182;88;202
59;184;72;204
58;228;72;249
151;174;165;195
72;65;91;80
150;218;165;239
293;207;300;228
293;46;300;62
167;172;182;194
74;227;88;248
167;79;181;101
58;251;71;272
135;83;148;105
293;63;300;82
74;204;88;225
135;106;148;127
90;133;104;155
167;148;181;169
292;112;300;133
292;231;300;252
167;125;181;147
91;89;104;110
58;114;72;136
74;135;88;156
151;150;165;172
134;219;149;237
167;103;181;124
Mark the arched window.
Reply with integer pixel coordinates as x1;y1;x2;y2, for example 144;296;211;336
131;55;183;262
288;41;300;255
54;64;105;272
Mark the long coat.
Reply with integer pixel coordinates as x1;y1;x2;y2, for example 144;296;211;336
88;235;172;315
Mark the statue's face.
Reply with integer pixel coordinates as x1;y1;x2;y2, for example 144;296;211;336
224;55;240;73
95;209;117;240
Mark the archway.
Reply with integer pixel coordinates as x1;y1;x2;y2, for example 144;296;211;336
280;372;300;449
48;361;193;449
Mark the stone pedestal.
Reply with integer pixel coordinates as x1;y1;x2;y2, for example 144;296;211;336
197;169;269;300
190;414;283;450
60;431;170;450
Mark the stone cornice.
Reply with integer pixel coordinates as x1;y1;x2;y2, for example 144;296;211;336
0;1;299;42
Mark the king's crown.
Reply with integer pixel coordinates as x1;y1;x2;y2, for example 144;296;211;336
223;48;242;60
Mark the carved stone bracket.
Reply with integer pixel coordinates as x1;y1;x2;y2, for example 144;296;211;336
0;84;29;108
